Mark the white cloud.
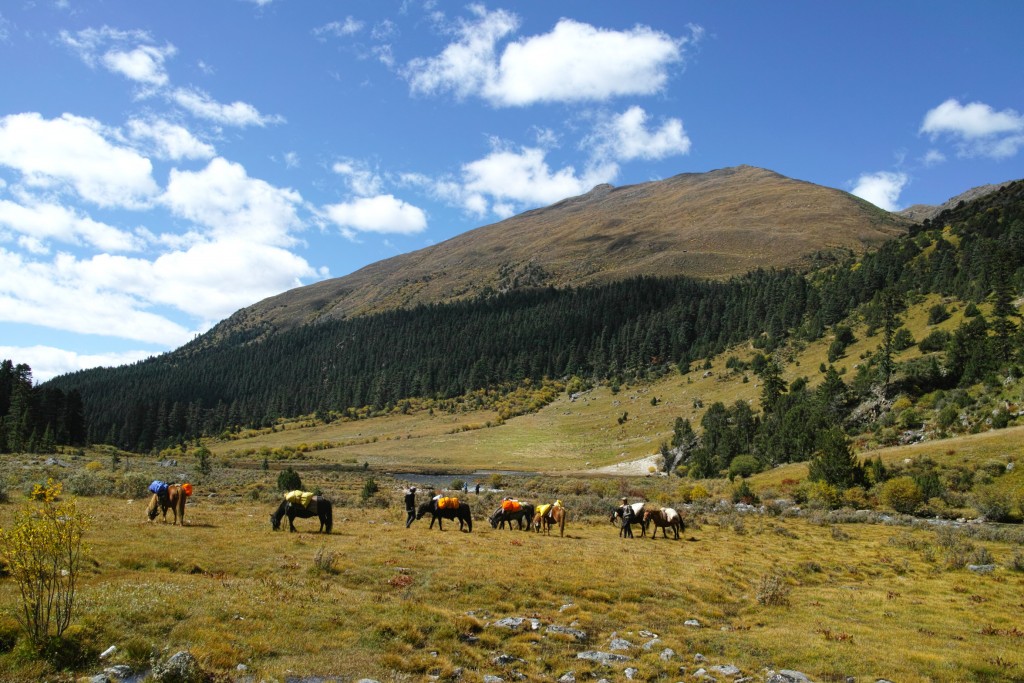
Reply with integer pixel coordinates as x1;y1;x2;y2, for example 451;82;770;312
324;195;427;235
0;345;155;383
313;17;365;39
60;27;154;66
922;149;946;167
0;113;158;209
586;106;691;162
406;8;691;107
332;160;384;196
162;157;304;247
851;171;908;211
921;98;1024;159
461;146;617;211
127;118;215;160
101;42;176;87
172;87;284;127
0;198;144;252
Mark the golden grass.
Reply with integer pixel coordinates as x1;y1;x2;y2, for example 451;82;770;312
2;487;1023;682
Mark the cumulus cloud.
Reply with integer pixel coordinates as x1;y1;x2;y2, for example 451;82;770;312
172;87;284;127
162;157;304;247
406;8;692;107
0;198;144;252
126;118;215;160
323;195;427;236
61;27;174;93
851;171;908;211
332;160;384;196
0;113;158;209
585;106;691;162
0;345;155;383
101;43;176;87
921;98;1024;159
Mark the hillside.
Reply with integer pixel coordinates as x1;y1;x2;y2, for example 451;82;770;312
898;180;1014;222
209;165;908;342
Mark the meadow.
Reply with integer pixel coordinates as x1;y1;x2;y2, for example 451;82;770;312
1;459;1024;683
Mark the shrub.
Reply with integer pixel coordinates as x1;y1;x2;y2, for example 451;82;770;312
892;328;915;351
879;477;923;514
842;486;869;509
728;454;759;480
361;477;380;502
63;470;112;497
919;329;951;352
277;467;302;492
927;303;950;325
755;571;791;606
689;484;710;502
731;479;759;505
971;485;1014;522
0;480;89;650
798;481;841;510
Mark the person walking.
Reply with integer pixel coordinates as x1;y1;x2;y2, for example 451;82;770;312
404;486;417;528
619;497;635;538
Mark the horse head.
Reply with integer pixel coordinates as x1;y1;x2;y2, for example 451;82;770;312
416;501;432;519
270;500;287;530
489;508;501;528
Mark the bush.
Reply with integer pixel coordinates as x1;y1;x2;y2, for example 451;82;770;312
879;477;923;514
63;470;112;497
927;303;950;325
972;485;1014;522
919;329;951;352
728;454;759;480
892;328;916;351
755;571;791;606
277;467;302;492
797;481;841;510
0;480;89;650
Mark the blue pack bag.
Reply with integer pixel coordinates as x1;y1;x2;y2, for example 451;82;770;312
148;480;168;496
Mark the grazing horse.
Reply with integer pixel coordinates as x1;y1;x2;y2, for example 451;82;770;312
417;498;473;532
489;501;535;530
534;502;567;537
270;496;333;533
610;502;649;537
147;484;188;525
643;507;683;539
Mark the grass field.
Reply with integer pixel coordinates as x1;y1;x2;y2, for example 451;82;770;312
1;464;1024;683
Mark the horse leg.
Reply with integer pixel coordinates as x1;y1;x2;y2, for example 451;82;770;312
288;514;297;532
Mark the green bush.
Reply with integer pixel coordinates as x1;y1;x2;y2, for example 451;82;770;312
277;467;302;492
972;485;1014;522
927;303;950;325
918;329;951;352
879;476;923;514
728;454;760;480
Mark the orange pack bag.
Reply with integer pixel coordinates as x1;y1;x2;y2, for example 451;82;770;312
181;482;193;496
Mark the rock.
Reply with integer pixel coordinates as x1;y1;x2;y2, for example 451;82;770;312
356;679;382;683
493;654;525;666
99;645;117;660
609;637;632;651
483;676;504;683
711;664;741;677
493;617;527;630
694;653;707;663
577;651;630;665
767;670;813;683
547;625;588;641
684;619;701;628
557;673;576;683
625;667;639;680
559;603;574;612
84;675;110;683
660;648;676;661
642;638;662;650
968;564;996;574
151;650;205;683
104;665;133;681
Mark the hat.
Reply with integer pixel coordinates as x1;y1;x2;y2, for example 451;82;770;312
410;486;416;492
621;497;628;503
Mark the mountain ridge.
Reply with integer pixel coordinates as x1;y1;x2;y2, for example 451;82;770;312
207;165;910;345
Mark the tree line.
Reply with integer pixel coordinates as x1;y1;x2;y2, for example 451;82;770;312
0;360;86;454
37;180;1024;455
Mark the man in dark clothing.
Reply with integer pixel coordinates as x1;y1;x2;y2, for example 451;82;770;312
619;497;634;538
404;486;417;528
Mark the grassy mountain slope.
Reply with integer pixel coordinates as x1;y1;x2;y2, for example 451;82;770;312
208;165;908;341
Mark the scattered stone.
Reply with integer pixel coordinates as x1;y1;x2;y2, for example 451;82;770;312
642;638;662;650
493;654;525;666
660;648;676;661
684;619;701;628
356;679;382;683
85;675;110;683
493;617;528;630
625;667;639;680
609;637;632;651
483;676;504;683
711;664;741;677
694;653;707;663
968;564;996;574
639;630;658;638
767;670;813;683
151;650;205;683
547;625;588;641
577;651;630;665
559;603;574;612
99;645;117;660
557;672;576;683
104;665;133;681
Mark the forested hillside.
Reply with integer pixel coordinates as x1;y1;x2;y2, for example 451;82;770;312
18;179;1024;455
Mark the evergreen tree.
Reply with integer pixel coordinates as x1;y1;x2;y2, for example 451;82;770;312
807;427;861;489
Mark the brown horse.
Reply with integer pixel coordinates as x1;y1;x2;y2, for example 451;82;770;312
642;507;683;539
534;502;567;537
147;484;188;525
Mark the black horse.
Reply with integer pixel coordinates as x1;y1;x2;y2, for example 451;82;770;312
270;496;333;533
416;499;472;532
489;502;536;530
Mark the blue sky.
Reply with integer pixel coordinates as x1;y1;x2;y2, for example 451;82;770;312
2;1;1023;382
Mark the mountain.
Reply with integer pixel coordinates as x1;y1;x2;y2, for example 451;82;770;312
207;165;909;343
897;180;1015;222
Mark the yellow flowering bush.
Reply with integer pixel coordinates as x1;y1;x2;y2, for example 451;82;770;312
0;479;89;650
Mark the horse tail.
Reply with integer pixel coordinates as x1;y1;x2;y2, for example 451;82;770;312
323;499;333;534
558;508;566;537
